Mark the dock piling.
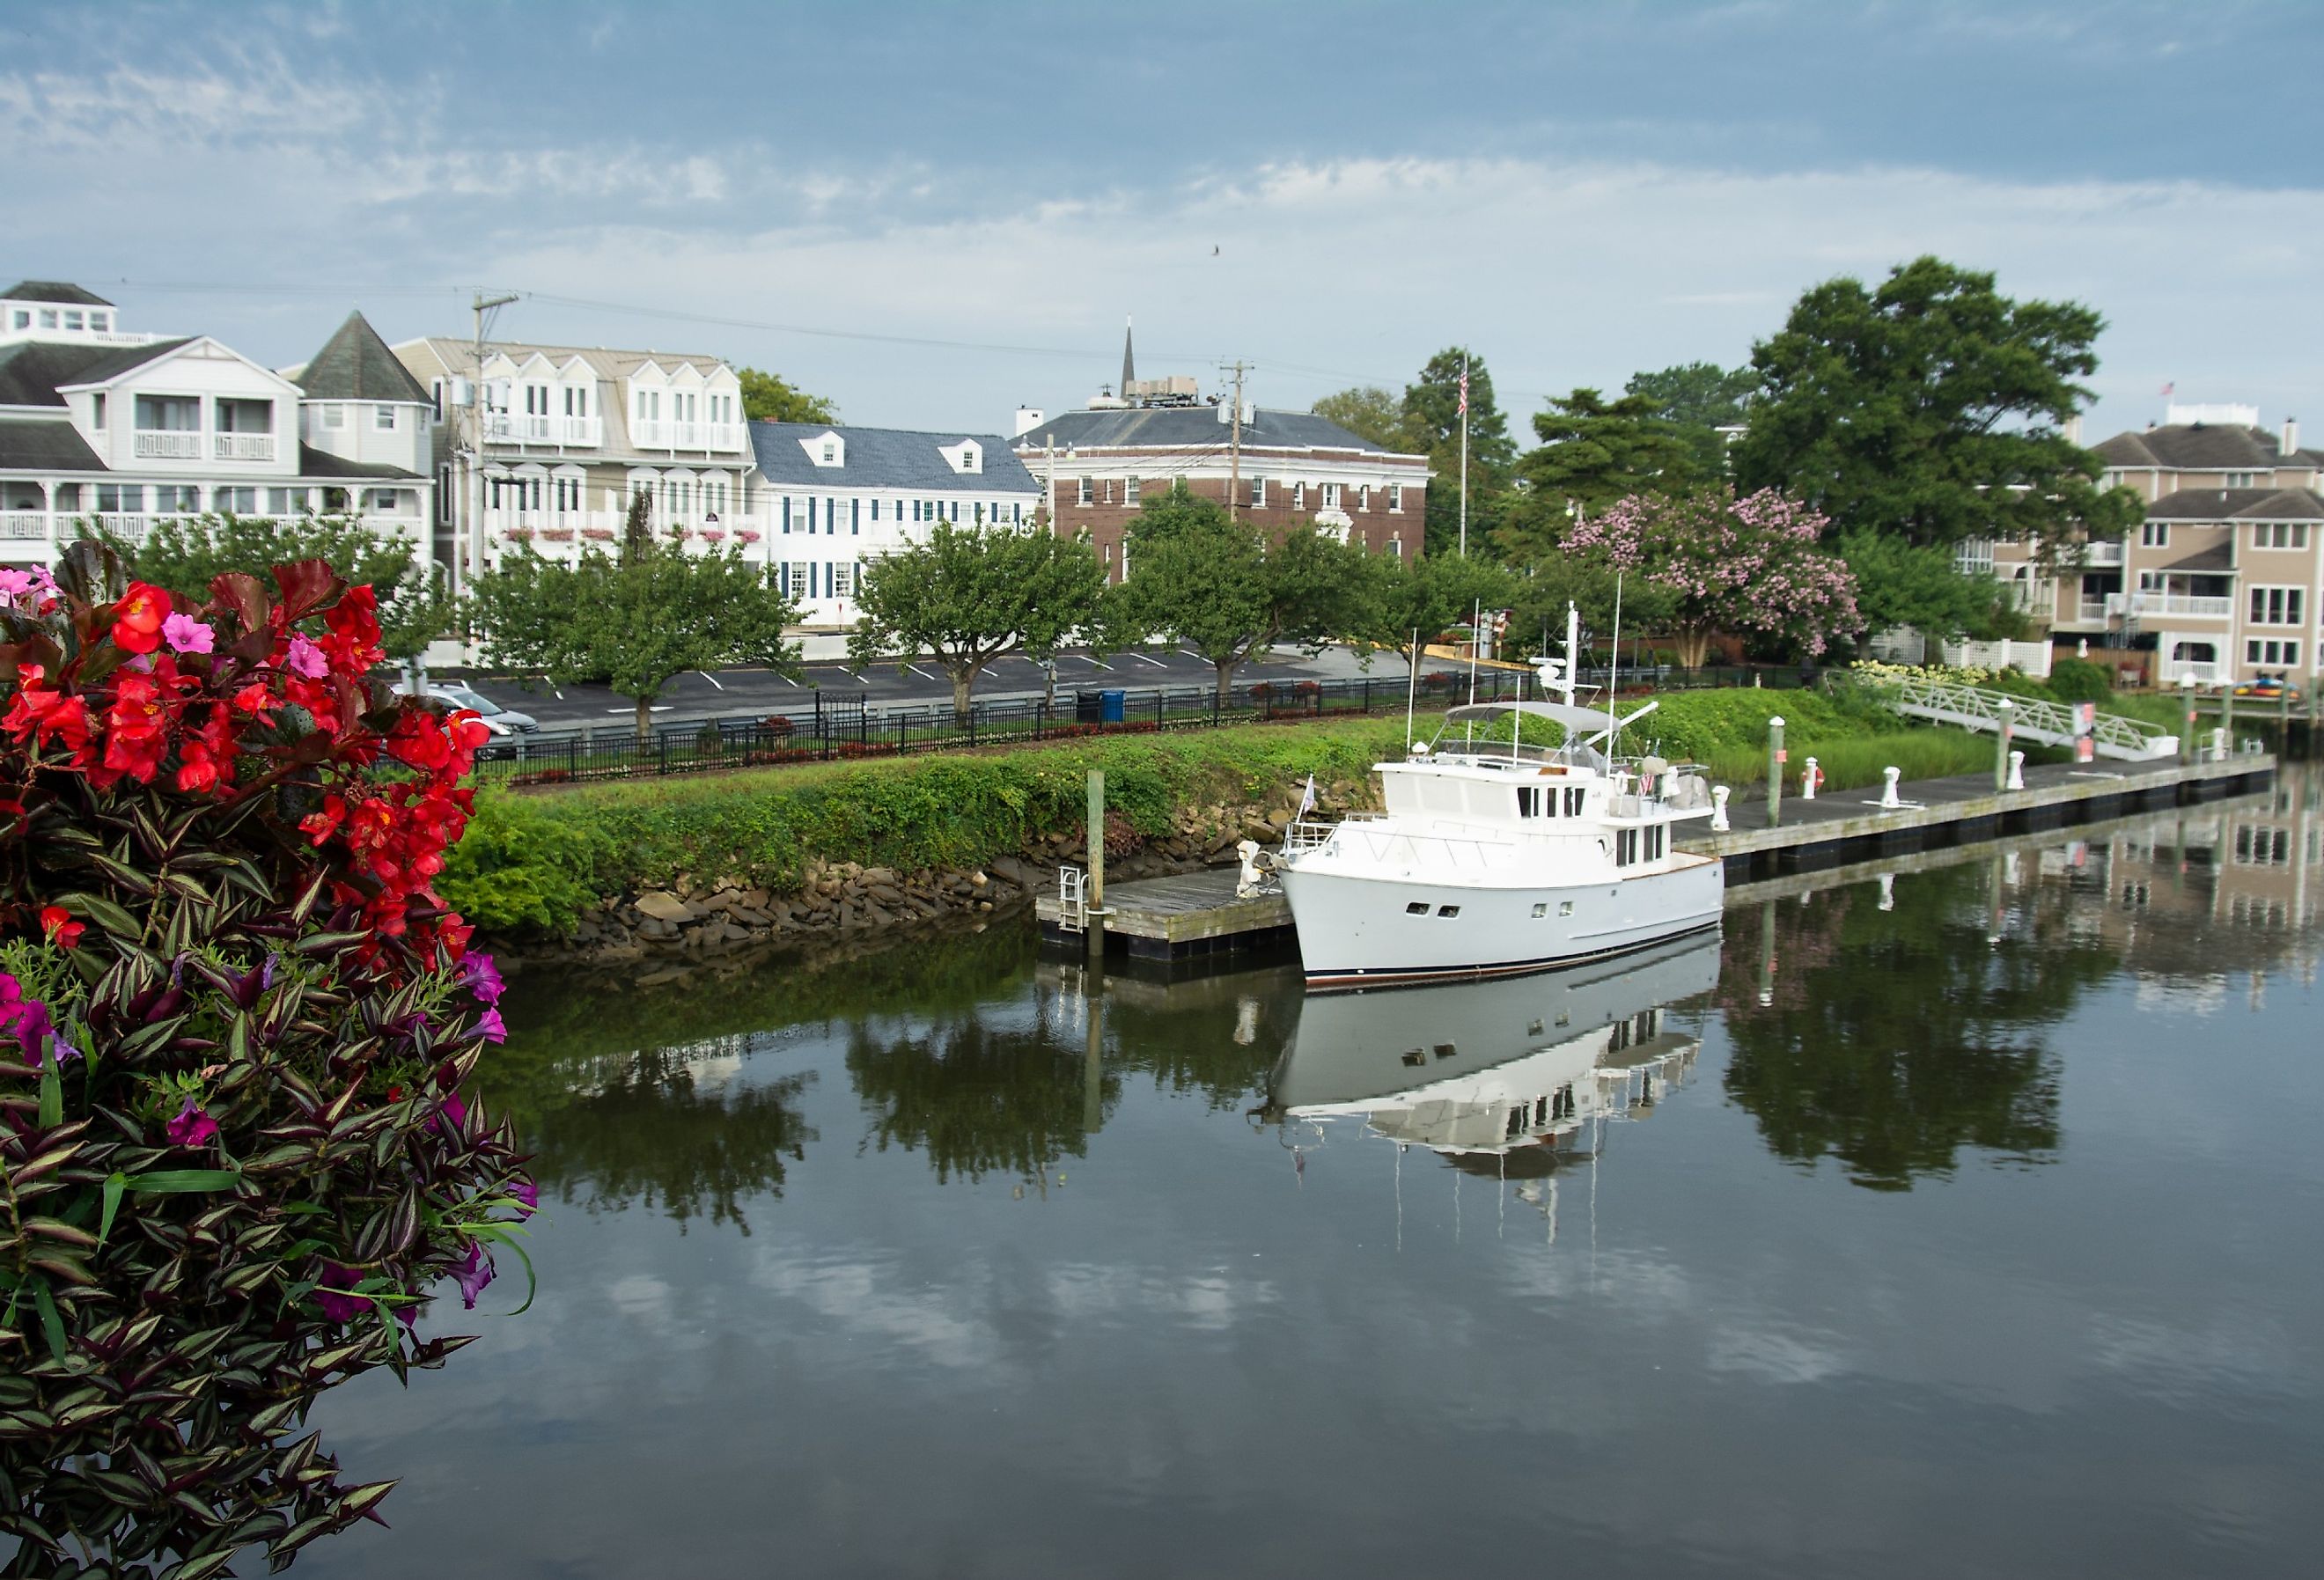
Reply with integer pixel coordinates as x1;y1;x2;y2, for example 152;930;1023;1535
1994;699;2015;791
1086;769;1106;959
1767;717;1785;829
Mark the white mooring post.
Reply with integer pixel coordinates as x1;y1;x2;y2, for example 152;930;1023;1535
1710;785;1732;832
1800;756;1820;800
2006;750;2026;790
1879;767;1903;810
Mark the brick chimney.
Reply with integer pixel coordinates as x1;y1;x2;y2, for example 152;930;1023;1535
2282;417;2299;457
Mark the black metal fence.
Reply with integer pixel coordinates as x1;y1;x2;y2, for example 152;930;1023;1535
472;661;1825;789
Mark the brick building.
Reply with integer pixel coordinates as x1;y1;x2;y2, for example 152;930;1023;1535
1010;353;1430;581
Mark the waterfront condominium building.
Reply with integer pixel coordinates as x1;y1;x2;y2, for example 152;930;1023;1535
391;334;754;592
748;422;1041;628
0;282;434;570
1009;328;1430;582
1983;405;2324;687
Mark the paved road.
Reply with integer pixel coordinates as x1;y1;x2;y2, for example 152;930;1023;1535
439;644;1452;732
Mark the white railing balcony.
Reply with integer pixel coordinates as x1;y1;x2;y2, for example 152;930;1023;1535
486;412;602;447
92;513;155;544
2075;599;2110;624
2;512;53;541
631;419;748;452
2108;591;2234;620
133;430;201;459
2081;540;2126;567
212;433;276;462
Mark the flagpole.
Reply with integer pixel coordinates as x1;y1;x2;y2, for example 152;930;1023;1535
1458;354;1470;559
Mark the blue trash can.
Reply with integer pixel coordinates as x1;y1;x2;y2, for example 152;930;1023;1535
1099;689;1126;724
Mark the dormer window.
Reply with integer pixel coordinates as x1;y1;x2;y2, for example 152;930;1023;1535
801;431;846;468
89;312;108;333
821;442;835;463
960;444;980;473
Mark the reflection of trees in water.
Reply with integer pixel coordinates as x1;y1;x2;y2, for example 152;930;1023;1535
848;1011;1114;1184
1717;863;2116;1190
1096;969;1305;1112
525;1047;817;1234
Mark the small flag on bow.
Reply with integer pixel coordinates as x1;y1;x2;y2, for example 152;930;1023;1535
1298;773;1317;817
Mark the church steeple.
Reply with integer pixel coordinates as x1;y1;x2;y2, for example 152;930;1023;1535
1121;314;1136;398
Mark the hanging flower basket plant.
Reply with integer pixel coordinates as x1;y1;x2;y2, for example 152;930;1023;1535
0;545;534;1575
539;526;575;543
581;526;614;541
698;529;725;544
503;526;534;541
734;529;762;544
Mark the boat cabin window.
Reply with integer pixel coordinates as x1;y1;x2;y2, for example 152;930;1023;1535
1530;902;1548;918
1564;786;1585;817
1645;826;1666;860
1438;905;1460;918
1615;828;1641;866
1405;901;1429;915
1516;786;1543;818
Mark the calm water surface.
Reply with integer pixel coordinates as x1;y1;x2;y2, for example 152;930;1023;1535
305;775;2323;1578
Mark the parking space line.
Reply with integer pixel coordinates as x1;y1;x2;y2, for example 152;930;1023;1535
1129;652;1166;668
905;664;940;682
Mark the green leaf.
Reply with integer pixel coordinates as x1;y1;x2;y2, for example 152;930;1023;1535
98;1172;127;1246
464;1224;539;1316
29;1278;66;1365
53;889;142;942
124;1169;243;1194
37;1062;61;1129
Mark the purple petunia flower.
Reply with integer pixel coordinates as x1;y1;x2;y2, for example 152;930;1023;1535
1;975;55;1069
313;1264;369;1323
261;952;279;991
461;951;505;1005
511;1179;539;1217
162;611;215;655
165;1095;219;1148
284;633;327;679
441;1091;467;1129
475;1007;507;1044
453;1240;496;1309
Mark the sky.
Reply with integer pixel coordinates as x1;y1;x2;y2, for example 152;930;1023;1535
6;0;2319;443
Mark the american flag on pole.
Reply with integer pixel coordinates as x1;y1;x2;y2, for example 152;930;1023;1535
1458;367;1469;416
2159;381;2174;397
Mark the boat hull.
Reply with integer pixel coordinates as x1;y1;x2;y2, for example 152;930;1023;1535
1280;854;1725;988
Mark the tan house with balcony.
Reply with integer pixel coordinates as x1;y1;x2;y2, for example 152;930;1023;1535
1989;404;2324;686
0;282;433;570
391;335;755;590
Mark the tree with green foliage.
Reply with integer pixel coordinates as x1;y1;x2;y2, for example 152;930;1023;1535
1364;547;1519;677
1833;528;2020;643
1624;361;1758;476
1500;387;1705;561
1401;348;1517;558
1733;255;2144;563
109;511;456;661
1310;386;1427;453
849;518;1107;721
468;540;798;741
1118;485;1376;701
736;366;837;425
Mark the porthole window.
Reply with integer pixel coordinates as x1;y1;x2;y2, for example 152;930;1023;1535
1438;904;1460;918
1406;901;1429;915
1559;900;1575;917
1530;902;1548;918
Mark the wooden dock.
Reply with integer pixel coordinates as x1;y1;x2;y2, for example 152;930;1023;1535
1038;753;2278;964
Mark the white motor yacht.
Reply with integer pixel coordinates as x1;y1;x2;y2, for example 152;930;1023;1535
1276;607;1725;988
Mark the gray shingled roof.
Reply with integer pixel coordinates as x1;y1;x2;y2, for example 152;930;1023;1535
2146;487;2324;522
3;282;113;307
297;442;419;481
1013;405;1398;455
296;312;431;404
2158;540;2237;574
0;419;105;472
0;338;188;406
749;422;1038;493
2094;423;2318;471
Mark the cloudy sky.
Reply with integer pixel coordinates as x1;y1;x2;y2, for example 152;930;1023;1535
8;1;2317;440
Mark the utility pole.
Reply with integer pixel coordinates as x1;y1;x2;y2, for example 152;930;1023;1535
467;291;518;595
1227;359;1247;521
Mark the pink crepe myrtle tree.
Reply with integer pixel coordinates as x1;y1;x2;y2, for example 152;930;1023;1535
1566;486;1863;668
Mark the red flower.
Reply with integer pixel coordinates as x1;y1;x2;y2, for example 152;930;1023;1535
110;583;172;656
39;906;84;950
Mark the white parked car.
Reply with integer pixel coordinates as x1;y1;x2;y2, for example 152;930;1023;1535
423;684;540;735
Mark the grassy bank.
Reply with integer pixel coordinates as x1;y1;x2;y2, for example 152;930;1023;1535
441;717;1408;937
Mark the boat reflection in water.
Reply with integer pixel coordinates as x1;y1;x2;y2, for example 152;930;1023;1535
1266;937;1719;1209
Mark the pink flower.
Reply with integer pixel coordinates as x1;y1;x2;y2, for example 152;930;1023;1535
284;633;328;678
476;1007;507;1044
453;1240;496;1308
162;611;215;655
166;1095;219;1148
313;1263;369;1323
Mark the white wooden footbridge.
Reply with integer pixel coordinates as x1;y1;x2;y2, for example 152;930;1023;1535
1873;677;2178;761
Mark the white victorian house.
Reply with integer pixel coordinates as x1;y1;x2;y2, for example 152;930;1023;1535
0;282;434;570
391;335;753;588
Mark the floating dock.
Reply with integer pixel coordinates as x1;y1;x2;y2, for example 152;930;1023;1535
1038;753;2277;964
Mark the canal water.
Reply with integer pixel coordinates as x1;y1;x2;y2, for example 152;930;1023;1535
304;774;2322;1579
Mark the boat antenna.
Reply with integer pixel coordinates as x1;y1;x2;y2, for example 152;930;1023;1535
1404;626;1419;751
1464;599;1481;750
1607;571;1623;759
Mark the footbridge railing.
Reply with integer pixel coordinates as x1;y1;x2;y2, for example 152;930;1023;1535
1870;678;2178;761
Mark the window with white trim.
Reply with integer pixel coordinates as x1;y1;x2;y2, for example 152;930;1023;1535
321;404;345;430
1390;536;1404;558
2225;472;2258;489
1388;483;1404;512
2248;585;2306;626
1250;477;1266;509
1359;483;1372;511
785;562;813;598
1124;475;1141;507
2245;637;2301;666
2253;522;2310;549
1077;476;1093;507
369;489;401;512
829;562;853;598
1322;482;1342;510
1291;481;1305;511
2140;520;2169;547
214;487;258;515
376;405;396;430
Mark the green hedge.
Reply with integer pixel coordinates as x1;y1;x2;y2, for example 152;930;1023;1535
441;718;1408;937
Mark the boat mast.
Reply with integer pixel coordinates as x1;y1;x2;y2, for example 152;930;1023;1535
1607;572;1623;760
